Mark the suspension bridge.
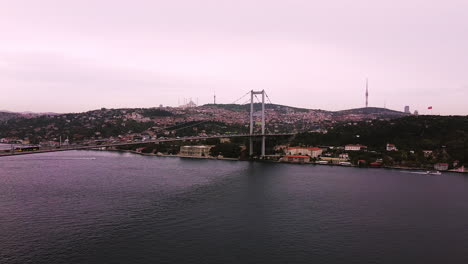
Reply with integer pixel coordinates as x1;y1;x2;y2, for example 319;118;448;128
1;90;298;157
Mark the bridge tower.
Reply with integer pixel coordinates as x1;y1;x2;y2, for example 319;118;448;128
249;90;266;157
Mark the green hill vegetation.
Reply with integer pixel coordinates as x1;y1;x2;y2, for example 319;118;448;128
292;115;468;166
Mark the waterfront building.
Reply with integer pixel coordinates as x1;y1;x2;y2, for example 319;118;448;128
180;145;212;157
282;155;310;163
434;163;449;171
286;147;322;158
345;144;367;151
320;157;349;165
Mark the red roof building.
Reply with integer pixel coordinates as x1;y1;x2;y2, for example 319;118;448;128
386;144;398;151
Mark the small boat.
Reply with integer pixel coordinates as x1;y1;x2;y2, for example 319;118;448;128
426;170;442;175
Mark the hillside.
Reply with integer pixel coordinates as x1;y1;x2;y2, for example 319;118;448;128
0;112;22;121
0;104;417;144
334;107;405;115
205;104;405;118
203;103;312;113
292;115;468;166
332;107;408;120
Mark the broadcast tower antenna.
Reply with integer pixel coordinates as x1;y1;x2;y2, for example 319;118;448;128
365;78;369;108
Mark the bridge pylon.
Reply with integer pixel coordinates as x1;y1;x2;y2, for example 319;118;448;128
249;90;266;157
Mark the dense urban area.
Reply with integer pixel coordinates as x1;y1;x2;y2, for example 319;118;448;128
1;103;467;172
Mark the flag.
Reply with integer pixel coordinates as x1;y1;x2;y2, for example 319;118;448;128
428;106;433;109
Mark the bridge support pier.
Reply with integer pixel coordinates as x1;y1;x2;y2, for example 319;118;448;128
249;90;266;157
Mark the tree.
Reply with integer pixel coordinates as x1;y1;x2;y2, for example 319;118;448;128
209;143;241;158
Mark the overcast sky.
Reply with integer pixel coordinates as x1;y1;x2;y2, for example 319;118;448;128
1;0;467;114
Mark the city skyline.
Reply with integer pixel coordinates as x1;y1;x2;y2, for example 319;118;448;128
1;0;467;115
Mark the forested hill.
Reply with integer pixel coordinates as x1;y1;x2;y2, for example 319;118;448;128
292;115;468;164
334;107;406;116
0;112;21;121
203;103;312;113
206;104;406;117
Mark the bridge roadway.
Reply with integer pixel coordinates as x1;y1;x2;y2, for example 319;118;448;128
0;133;295;157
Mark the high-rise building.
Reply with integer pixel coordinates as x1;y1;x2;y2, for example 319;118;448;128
404;106;410;113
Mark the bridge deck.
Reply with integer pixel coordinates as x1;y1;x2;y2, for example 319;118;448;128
0;133;294;157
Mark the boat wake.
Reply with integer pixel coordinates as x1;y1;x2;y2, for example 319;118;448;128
402;171;442;175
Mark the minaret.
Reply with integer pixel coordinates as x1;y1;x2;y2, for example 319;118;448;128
365;78;369;108
214;92;216;104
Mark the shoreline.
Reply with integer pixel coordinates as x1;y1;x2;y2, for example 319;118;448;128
2;148;466;174
105;149;468;174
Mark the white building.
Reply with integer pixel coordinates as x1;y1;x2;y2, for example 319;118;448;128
386;144;397;151
345;144;367;151
286;147;323;158
339;153;350;160
180;145;212;157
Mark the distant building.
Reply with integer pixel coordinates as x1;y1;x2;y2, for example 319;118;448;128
345;144;367;151
220;138;231;143
339;153;349;160
434;163;449;171
180;145;212;157
404;106;410;113
282;155;310;163
320;157;349;164
180;99;197;109
414;110;419;115
386;144;397;151
286;147;323;157
422;150;433;157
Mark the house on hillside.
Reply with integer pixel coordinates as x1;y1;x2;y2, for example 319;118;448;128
339;153;350;160
423;150;433;157
345;144;367;151
386;144;398;151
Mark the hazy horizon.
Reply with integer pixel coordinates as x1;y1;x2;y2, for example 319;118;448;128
1;0;467;115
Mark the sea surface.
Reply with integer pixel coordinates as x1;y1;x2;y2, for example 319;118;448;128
1;151;468;264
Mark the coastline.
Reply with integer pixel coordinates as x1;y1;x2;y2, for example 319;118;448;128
104;149;468;174
2;147;466;174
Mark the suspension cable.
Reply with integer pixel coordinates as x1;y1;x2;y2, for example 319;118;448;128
264;91;273;105
230;90;251;104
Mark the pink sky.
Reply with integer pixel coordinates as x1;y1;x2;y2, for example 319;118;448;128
1;0;467;114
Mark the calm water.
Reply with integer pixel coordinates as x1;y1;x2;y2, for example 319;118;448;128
1;151;468;264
